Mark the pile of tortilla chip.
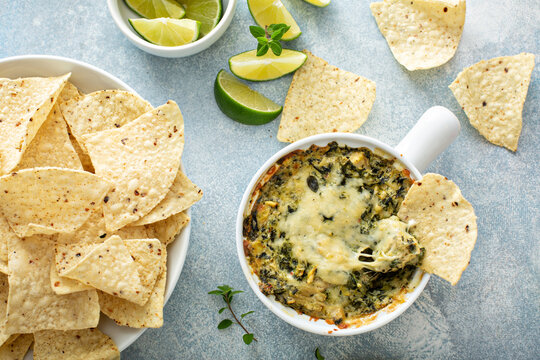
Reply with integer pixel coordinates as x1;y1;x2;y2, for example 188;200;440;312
0;74;202;358
370;0;466;71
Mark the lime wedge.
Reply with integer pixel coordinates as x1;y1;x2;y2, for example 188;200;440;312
124;0;186;19
247;0;301;41
214;70;282;125
302;0;331;7
129;18;200;46
229;49;307;81
181;0;222;37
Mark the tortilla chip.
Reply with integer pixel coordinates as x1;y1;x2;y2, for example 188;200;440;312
83;101;184;231
33;329;120;360
397;173;477;285
0;274;12;346
116;224;150;241
133;170;202;225
68;132;95;172
50;263;93;295
5;235;100;333
0;334;33;360
16;104;82;170
0;215;17;274
60;89;152;153
56;209;148;248
0;74;70;174
55;235;147;305
124;239;164;290
57;82;82;105
146;211;190;246
0;168;111;237
99;246;167;328
277;50;376;143
449;53;535;151
370;0;466;71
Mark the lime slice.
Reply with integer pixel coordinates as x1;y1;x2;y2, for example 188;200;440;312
302;0;331;7
247;0;301;41
181;0;222;37
214;70;282;125
124;0;186;19
129;18;200;46
229;49;307;81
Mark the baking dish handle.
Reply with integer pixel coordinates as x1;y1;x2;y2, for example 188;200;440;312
396;106;460;173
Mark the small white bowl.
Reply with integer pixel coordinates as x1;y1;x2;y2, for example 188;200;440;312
107;0;237;58
236;107;461;335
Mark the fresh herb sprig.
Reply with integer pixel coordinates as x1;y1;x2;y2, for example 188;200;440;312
209;285;257;345
250;24;291;56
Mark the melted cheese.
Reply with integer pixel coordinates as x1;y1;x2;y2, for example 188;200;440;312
280;177;419;285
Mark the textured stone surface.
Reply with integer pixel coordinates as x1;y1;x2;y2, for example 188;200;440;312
1;1;539;359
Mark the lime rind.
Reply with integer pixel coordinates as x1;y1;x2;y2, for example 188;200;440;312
129;18;201;46
214;70;282;125
247;0;302;41
124;0;186;19
228;49;307;82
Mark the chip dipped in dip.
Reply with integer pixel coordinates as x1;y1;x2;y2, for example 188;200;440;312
243;142;424;326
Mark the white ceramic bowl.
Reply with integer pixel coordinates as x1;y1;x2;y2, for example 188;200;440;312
107;0;237;57
236;107;461;335
0;55;191;352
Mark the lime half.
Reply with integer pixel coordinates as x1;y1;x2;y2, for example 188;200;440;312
229;49;307;81
247;0;301;41
214;70;282;125
302;0;331;7
124;0;186;19
181;0;222;37
129;18;200;46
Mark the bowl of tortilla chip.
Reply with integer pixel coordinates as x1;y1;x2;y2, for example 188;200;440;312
236;106;479;335
0;55;202;356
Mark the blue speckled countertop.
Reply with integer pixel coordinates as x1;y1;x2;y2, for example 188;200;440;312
1;1;539;359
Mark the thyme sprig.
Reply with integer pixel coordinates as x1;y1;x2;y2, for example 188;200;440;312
209;285;257;345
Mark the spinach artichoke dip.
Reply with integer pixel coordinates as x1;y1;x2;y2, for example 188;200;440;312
243;142;425;327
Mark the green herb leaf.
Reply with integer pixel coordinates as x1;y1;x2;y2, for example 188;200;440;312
269;41;282;56
243;333;255;345
256;37;268;46
315;348;325;360
208;290;222;295
231;290;244;295
217;285;232;292
267;23;287;33
270;24;290;40
218;319;233;329
241;311;255;318
218;307;227;314
257;43;269;56
250;25;266;38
